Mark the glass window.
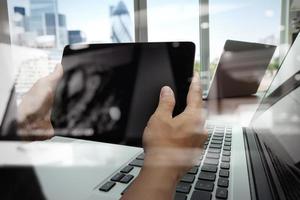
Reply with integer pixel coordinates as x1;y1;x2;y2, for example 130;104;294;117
7;0;285;99
147;0;200;71
8;0;134;100
209;0;281;92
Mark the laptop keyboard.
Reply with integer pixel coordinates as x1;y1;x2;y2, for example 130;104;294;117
99;124;232;200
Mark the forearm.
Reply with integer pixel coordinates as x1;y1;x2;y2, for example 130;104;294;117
121;165;179;200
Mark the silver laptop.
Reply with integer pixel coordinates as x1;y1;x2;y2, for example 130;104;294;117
1;38;300;200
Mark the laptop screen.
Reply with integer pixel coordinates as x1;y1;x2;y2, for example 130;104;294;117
251;34;300;199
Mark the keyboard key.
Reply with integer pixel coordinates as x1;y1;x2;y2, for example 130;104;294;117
174;193;187;200
208;148;221;153
195;160;202;167
210;144;222;149
99;181;116;192
195;180;214;191
214;134;224;138
176;182;191;194
206;153;220;159
191;190;212;200
214;133;224;137
181;174;195;183
224;142;231;146
218;178;229;187
204;158;219;166
211;140;223;145
120;174;134;183
219;170;229;178
129;159;144;167
223;146;231;151
201;165;217;173
111;173;125;182
222;151;231;156
222;156;230;163
198;172;216;181
136;153;145;160
121;165;134;173
212;136;223;141
216;188;228;199
220;163;230;170
225;138;232;142
188;166;199;174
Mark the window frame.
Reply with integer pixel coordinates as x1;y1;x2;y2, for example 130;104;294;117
134;0;290;90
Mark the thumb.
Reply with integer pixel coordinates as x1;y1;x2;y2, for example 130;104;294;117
48;64;63;89
154;86;175;118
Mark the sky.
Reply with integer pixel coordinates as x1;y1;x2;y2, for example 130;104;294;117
58;0;281;61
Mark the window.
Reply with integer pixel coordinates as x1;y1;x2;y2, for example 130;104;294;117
147;0;200;71
8;0;285;99
209;0;281;92
8;0;135;99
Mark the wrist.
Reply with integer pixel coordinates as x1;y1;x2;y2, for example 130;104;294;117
137;165;179;196
140;154;182;185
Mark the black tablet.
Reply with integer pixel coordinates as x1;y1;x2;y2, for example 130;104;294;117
204;40;276;99
51;42;195;146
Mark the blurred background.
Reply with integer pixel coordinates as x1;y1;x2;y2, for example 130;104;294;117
5;0;300;101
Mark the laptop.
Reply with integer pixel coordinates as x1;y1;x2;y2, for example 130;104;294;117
203;40;276;100
1;36;300;200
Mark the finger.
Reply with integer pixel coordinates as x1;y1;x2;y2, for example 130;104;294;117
47;64;63;89
154;86;175;118
185;72;203;112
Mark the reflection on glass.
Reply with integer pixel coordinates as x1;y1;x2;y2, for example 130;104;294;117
110;1;134;42
147;0;200;69
7;0;134;100
210;0;281;92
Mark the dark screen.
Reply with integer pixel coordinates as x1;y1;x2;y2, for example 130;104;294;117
207;40;276;99
51;42;195;146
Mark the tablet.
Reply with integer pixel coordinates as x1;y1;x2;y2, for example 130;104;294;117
204;40;276;99
51;42;195;146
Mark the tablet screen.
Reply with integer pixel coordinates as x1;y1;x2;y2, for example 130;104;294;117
51;42;195;146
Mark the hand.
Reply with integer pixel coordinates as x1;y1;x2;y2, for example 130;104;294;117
17;64;63;140
122;73;207;200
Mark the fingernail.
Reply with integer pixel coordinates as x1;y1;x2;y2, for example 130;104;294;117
160;86;172;98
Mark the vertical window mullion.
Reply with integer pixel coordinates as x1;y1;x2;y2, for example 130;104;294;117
280;0;291;63
199;0;210;91
134;0;148;42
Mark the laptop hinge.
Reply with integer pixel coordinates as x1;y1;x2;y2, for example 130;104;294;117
243;127;275;200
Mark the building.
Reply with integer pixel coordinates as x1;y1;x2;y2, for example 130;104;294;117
43;13;69;47
8;0;30;45
110;1;134;43
68;30;86;44
26;0;68;48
